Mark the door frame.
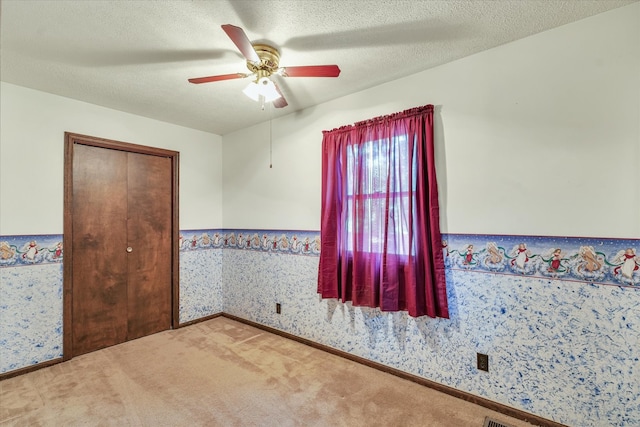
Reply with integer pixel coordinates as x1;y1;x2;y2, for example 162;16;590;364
63;132;180;360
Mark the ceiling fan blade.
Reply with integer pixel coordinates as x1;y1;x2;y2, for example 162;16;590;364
221;24;260;64
188;73;248;84
280;65;341;78
272;82;288;108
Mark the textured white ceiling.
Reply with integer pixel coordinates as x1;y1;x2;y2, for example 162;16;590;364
1;0;634;135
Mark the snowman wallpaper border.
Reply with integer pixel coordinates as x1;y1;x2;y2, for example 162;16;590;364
443;233;640;288
0;235;64;267
177;229;321;256
2;231;639;288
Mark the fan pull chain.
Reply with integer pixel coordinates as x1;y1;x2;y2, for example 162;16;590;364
268;101;274;168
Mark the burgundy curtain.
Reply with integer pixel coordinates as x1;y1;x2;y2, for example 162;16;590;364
318;105;448;318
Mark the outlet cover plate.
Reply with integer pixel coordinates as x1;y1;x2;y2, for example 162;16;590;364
477;353;489;372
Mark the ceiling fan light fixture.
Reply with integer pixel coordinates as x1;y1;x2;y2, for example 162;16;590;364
242;81;261;101
243;77;281;103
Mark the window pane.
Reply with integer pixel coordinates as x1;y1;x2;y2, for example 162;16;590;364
344;133;416;256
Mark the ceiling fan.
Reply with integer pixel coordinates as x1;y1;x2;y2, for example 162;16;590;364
188;24;341;109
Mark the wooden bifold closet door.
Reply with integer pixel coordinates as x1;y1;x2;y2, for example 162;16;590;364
64;133;179;358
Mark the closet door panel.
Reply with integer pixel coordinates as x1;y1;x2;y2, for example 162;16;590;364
126;152;172;340
71;144;128;356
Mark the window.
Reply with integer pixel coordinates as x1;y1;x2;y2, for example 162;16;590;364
317;105;448;318
345;134;414;256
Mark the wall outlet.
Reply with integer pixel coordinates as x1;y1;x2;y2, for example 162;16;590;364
276;303;281;314
477;353;489;372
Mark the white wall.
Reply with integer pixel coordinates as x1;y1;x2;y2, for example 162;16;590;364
222;3;640;239
0;83;223;235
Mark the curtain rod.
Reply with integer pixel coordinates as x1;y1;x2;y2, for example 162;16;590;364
323;104;433;135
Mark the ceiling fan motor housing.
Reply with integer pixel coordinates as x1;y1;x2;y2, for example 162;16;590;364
247;44;281;80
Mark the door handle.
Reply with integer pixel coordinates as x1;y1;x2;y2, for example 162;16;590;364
126;247;133;253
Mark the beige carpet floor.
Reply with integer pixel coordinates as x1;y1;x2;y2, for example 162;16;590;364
1;317;536;427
